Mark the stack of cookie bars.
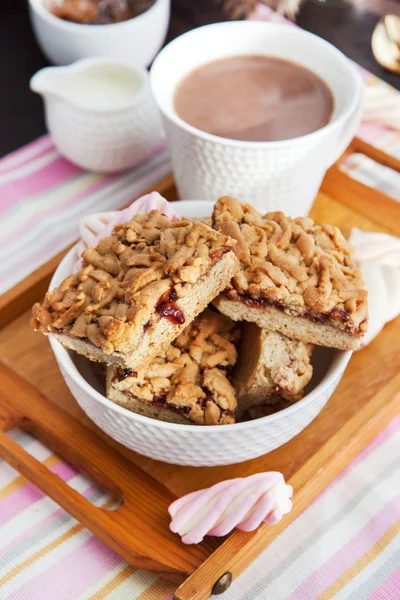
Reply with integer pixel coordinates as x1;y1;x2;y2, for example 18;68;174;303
32;197;368;425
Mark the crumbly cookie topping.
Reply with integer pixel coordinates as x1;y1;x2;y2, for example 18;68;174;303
112;309;240;425
213;197;368;333
32;210;235;355
266;336;314;399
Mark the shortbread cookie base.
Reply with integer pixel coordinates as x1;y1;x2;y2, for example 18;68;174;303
214;296;361;351
106;369;194;425
54;251;238;369
234;324;313;415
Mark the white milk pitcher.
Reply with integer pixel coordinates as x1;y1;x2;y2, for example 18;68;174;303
31;57;165;173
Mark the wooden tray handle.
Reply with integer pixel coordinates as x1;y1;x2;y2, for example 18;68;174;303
322;137;400;237
0;362;213;583
0;426;112;518
344;137;400;173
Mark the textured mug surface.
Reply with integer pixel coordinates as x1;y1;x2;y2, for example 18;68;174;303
49;200;352;466
151;22;363;216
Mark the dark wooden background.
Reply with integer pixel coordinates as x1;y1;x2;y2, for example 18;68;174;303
1;0;400;157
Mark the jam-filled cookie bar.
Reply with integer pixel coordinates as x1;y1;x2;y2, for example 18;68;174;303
213;197;368;350
32;211;237;370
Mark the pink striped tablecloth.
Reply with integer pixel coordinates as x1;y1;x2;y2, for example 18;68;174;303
1;6;400;600
1;418;399;599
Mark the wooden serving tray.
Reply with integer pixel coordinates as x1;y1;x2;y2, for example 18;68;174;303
1;138;400;599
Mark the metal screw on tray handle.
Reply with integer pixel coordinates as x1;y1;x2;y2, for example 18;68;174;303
211;572;232;595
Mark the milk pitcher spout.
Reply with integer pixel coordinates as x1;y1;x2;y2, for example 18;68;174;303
30;65;67;99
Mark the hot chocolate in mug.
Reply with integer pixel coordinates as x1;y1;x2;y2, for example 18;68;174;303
151;21;363;215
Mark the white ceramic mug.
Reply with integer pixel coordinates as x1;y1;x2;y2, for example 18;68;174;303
151;21;364;215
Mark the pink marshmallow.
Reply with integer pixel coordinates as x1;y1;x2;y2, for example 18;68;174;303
169;472;293;545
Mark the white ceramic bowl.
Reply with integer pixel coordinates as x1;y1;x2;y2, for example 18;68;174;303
49;201;351;466
151;22;364;215
28;0;170;67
